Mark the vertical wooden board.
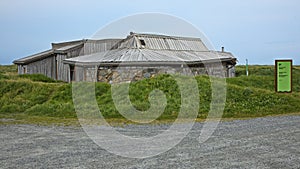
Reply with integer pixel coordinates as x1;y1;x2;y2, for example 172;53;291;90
57;54;66;81
17;65;22;74
75;66;84;81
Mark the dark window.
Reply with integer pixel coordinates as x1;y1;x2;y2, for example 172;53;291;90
147;68;154;73
23;67;26;74
70;65;75;81
139;39;146;46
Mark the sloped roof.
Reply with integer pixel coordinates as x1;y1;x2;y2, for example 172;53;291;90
13;42;84;64
13;32;236;65
13;49;54;64
64;32;236;65
54;43;84;54
13;39;120;64
111;32;209;51
64;48;235;66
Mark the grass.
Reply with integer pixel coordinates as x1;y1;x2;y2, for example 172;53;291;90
0;64;300;126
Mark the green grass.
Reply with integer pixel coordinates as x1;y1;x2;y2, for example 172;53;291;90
0;64;300;125
18;74;59;83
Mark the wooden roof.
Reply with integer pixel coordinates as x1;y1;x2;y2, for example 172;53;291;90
64;32;236;66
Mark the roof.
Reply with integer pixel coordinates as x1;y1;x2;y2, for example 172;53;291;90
64;48;235;66
111;32;209;51
13;32;236;65
13;49;54;64
64;32;236;65
13;39;120;64
51;40;84;49
13;43;83;64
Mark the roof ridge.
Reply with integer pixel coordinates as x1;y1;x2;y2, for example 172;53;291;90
130;32;202;41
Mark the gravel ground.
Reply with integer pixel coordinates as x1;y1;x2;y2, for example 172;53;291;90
1;115;300;169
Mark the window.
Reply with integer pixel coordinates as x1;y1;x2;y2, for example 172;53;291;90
23;66;26;74
139;39;146;46
70;65;75;81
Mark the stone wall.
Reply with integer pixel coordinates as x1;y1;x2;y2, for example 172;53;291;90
95;64;232;83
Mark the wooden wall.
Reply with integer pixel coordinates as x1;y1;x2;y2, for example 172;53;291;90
24;56;56;79
17;39;239;82
83;40;121;55
17;40;121;82
56;54;68;82
56;47;83;82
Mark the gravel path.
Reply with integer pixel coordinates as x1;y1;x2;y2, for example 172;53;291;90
1;115;300;169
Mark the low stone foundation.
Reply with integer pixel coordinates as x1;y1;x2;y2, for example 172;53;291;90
98;66;193;83
73;63;235;83
96;64;232;83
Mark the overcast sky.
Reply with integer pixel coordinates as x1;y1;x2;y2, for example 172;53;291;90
0;0;299;65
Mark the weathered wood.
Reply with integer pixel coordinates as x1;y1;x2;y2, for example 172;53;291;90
25;56;56;79
14;34;236;82
83;39;121;55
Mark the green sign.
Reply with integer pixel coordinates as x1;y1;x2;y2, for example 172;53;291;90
275;60;292;93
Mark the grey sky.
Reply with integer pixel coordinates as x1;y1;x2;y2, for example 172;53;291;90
0;0;299;65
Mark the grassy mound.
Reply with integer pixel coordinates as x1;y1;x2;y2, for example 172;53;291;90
0;65;300;125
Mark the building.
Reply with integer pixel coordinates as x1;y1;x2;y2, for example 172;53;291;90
14;32;237;82
13;39;121;82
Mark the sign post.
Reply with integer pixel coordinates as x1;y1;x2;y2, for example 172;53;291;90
275;60;292;93
246;59;249;76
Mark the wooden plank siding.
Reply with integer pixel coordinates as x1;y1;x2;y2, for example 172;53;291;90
14;34;237;82
56;47;83;82
56;54;69;82
14;39;122;82
25;56;56;79
83;39;122;55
